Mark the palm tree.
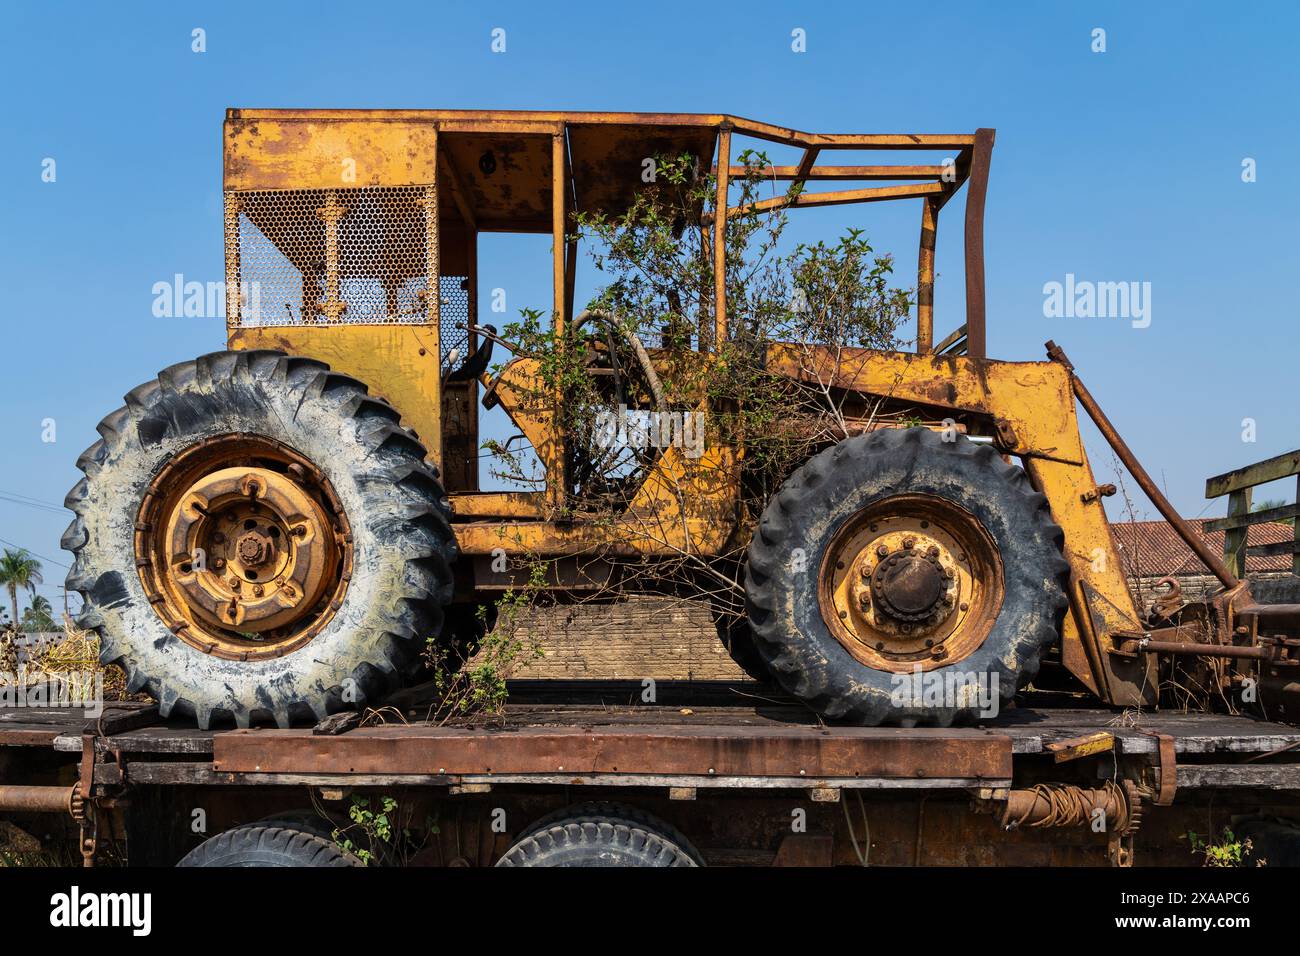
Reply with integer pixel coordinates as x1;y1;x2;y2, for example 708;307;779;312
21;595;56;632
0;549;43;634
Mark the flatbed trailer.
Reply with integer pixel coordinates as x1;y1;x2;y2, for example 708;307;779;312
3;683;1300;867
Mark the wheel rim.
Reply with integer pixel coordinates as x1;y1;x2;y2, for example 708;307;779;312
818;493;1003;672
135;434;351;660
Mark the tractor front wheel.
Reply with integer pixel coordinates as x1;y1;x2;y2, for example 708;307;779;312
63;350;455;728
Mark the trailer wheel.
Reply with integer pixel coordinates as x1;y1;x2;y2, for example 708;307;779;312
63;349;456;728
497;811;700;867
517;801;705;865
255;809;336;840
744;427;1068;726
178;824;359;867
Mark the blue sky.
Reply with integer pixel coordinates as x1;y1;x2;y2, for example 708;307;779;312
1;1;1297;615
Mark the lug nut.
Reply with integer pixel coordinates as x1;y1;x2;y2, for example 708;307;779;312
903;537;915;549
876;545;889;558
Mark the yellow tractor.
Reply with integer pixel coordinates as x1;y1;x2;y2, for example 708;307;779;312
63;109;1290;728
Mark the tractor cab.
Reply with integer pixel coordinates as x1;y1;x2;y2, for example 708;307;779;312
221;110;989;524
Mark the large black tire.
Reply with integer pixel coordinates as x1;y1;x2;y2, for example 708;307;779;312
744;428;1068;726
255;809;337;841
178;824;359;867
516;801;705;865
497;809;700;867
63;350;456;728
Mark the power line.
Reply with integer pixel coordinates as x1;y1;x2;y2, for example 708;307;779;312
0;488;65;510
0;535;70;570
0;492;67;516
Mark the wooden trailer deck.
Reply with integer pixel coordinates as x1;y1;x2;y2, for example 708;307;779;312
4;685;1300;795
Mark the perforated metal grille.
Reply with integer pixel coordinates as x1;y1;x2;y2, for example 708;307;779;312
225;186;434;327
440;275;471;364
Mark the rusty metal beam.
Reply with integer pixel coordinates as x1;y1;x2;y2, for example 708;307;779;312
714;182;946;222
213;724;1013;780
719;164;952;181
791;147;820;191
230;108;978;150
963;129;994;360
552;130;567;337
917;196;938;352
713;124;732;349
550;128;569;507
933;324;968;355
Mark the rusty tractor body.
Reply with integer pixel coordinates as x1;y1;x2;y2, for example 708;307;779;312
62;109;1299;728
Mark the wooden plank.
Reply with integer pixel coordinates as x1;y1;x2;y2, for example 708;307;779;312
213;723;1012;780
1206;449;1300;498
0;704;152;747
53;728;215;755
1203;502;1300;531
1175;765;1300;790
1224;489;1252;580
1247;540;1300;558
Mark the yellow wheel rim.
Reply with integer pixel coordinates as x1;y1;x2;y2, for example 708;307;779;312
818;494;1003;672
135;435;351;660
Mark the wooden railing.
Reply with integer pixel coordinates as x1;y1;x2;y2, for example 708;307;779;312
1203;449;1300;578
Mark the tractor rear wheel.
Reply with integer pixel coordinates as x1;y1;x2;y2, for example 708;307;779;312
744;428;1068;726
63;350;455;728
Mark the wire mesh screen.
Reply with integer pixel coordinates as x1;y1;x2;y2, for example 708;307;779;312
226;186;434;327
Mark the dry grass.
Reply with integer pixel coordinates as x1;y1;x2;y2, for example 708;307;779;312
0;623;141;701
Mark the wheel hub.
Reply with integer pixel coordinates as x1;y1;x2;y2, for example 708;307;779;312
872;548;951;622
236;530;275;568
818;494;1003;671
136;435;351;661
